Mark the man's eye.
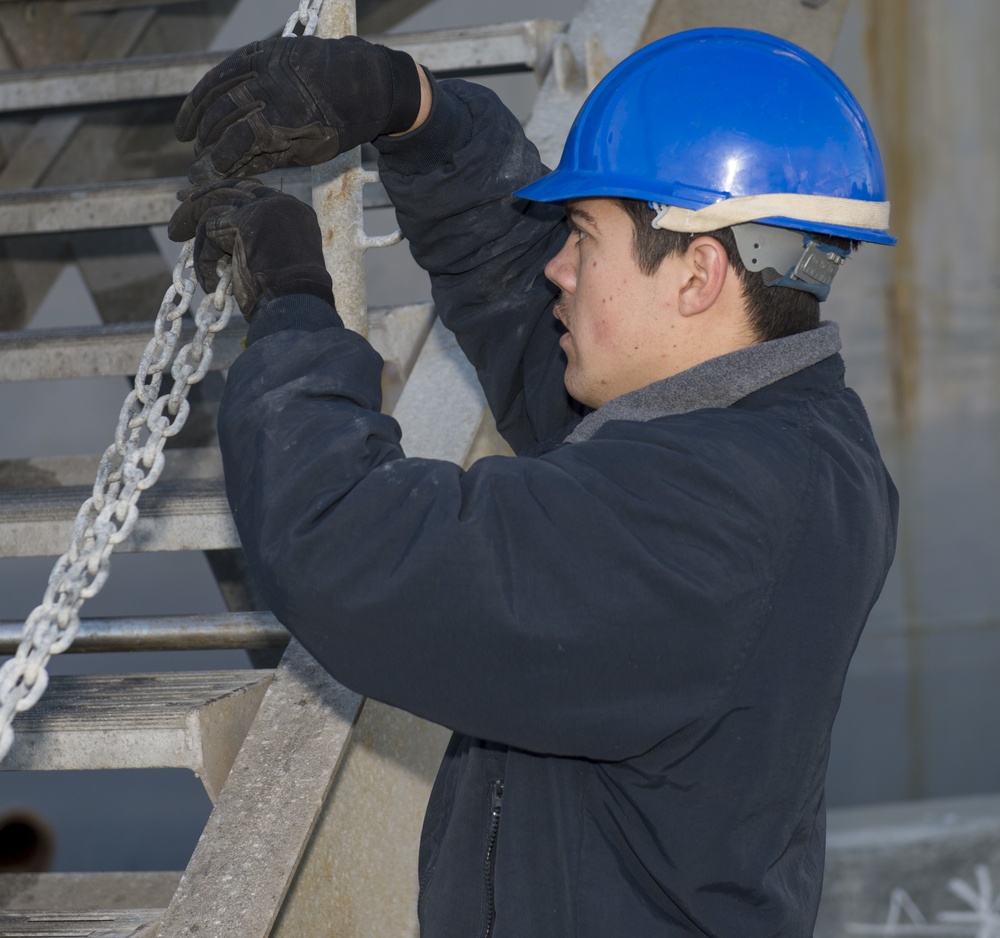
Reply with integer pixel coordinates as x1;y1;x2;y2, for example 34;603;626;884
573;227;588;242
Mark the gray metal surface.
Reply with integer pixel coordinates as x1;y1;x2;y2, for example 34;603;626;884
2;670;271;802
0;908;162;938
0;872;181;911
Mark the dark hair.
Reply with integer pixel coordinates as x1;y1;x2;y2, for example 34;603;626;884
614;198;856;343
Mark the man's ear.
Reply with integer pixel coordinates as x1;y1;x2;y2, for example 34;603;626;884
677;236;729;317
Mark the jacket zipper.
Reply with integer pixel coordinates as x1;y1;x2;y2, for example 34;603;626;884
481;778;504;938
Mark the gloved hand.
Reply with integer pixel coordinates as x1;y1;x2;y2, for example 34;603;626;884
168;178;334;322
174;35;422;183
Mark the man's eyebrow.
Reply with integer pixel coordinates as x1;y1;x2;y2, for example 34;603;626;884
566;206;599;230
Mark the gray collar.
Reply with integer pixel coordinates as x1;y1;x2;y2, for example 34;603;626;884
565;321;842;443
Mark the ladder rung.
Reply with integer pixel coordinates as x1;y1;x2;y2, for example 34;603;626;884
0;908;163;937
0;320;246;383
3;670;272;802
0;449;224;492
0;478;239;557
0;301;431;383
0;871;180;913
0;21;565;114
0;612;288;655
0;166;356;236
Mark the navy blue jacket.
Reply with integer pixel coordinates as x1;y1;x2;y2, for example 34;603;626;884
217;80;898;936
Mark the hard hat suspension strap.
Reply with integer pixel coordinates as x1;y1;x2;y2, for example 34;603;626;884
730;222;848;301
650;193;890;234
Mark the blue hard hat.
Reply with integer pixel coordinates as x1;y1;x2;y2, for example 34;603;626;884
516;27;895;245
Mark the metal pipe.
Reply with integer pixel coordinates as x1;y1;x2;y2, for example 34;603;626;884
0;613;289;654
311;0;369;335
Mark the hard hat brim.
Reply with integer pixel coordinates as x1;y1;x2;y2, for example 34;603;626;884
515;171;897;246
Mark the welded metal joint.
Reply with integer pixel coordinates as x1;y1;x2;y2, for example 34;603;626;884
526;19;568;85
553;32;610;93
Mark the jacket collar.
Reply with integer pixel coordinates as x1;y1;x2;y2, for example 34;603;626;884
565;321;842;444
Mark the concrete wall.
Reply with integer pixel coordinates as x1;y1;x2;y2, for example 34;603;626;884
824;0;1000;809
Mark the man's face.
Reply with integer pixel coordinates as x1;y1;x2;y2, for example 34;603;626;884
544;197;688;409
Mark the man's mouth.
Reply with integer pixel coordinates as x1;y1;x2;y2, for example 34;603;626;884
553;297;573;352
553;296;570;331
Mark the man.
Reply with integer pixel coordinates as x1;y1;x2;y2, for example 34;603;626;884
169;27;898;937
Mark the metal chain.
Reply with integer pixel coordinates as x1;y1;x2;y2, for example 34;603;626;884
0;0;328;763
284;0;323;37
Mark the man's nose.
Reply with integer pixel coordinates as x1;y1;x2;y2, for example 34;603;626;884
544;235;577;292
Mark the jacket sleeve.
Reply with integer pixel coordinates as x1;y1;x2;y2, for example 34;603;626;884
219;304;809;762
375;78;582;452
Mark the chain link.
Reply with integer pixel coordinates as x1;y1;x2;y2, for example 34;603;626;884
0;0;329;763
283;0;324;37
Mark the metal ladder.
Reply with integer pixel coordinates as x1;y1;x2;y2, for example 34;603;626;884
0;0;848;934
0;2;574;934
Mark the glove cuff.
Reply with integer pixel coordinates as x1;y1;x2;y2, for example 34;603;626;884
258;264;335;309
380;45;423;136
246;293;343;347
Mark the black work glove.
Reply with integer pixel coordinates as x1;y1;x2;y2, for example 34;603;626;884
174;35;422;183
168;178;334;322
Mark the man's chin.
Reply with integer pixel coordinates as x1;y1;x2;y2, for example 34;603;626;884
563;370;597;410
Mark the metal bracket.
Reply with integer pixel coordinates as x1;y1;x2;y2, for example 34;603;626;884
357;169;404;250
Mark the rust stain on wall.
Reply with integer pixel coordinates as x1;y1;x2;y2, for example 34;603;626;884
865;0;922;438
865;0;926;799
